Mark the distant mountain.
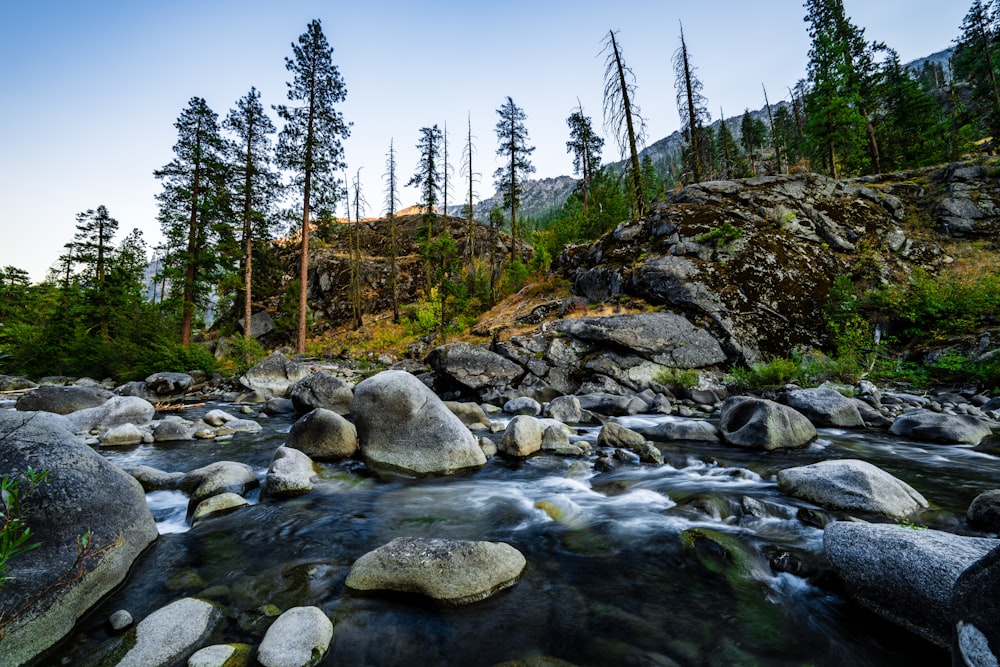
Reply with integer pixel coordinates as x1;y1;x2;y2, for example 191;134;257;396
905;47;953;80
445;175;578;221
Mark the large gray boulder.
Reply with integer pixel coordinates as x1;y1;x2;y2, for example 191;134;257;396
240;310;275;339
782;387;864;427
289;372;354;415
66;395;155;433
257;606;333;667
777;459;929;518
285;408;358;460
968;489;1000;532
546;395;583;423
180;461;260;504
952;545;1000;666
351;370;487;475
345;537;526;605
498;415;543;457
576;392;647;416
719;397;817;450
14;385;111;414
890;409;993;445
634;419;720;442
264;446;316;496
0;411;158;665
425;342;524;396
239;352;313;399
96;597;223;667
0;374;37;391
144;371;194;399
824;521;999;649
554;311;727;368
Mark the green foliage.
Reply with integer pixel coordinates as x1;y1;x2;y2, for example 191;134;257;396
695;221;743;247
0;468;49;590
500;259;531;294
729;358;802;389
654;367;700;389
222;333;267;376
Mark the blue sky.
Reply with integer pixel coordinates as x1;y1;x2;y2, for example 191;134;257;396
0;1;969;282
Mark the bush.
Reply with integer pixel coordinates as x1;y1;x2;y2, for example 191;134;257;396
654;367;700;389
0;468;48;590
695;221;743;247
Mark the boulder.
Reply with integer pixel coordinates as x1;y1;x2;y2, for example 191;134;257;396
777;459;929;518
99;422;146;447
191;493;250;524
285;408;358;460
546;395;582;423
126;465;185;492
214;418;262;435
0;374;37;391
576;392;647;416
824;521;999;648
782;387;864;427
66;395;155;433
634;419;720;442
425;342;524;396
151;416;197;441
596;422;646;449
504;396;542;416
498;415;543;457
181;461;260;504
351;370;486;475
890;409;993;445
239;352;313;399
345;537;526;605
289;372;354;415
719;397;817;450
263;397;297;415
144;371;194;398
202;408;236;427
967;489;1000;532
264;446;316;496
554;311;727;368
257;606;333;667
14;385;110;414
952;545;1000;666
240;310;275;339
189;643;253;667
443;401;492;429
0;411;158;666
96;597;224;667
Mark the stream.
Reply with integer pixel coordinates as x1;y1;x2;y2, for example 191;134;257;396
46;404;1000;666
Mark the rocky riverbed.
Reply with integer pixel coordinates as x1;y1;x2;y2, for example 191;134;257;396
1;355;999;666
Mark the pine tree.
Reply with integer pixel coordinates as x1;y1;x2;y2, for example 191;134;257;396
566;103;604;211
493;96;535;260
461;113;479;282
349;168;366;330
803;0;882;176
64;205;119;341
408;125;443;223
155;97;230;346
954;0;1000;145
225;86;281;341
602;30;647;217
876;49;949;168
674;22;710;183
384;140;401;323
275;19;350;354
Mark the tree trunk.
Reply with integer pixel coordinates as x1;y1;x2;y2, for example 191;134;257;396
611;32;646;215
243;123;254;341
181;135;201;347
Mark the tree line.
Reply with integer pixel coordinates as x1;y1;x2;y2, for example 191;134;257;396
3;2;999;380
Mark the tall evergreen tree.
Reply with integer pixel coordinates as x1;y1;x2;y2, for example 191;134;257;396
876;49;949;168
155;96;230;346
64;205;119;341
566;103;604;211
225;86;281;340
674;22;710;183
275;18;350;354
602;30;647;217
803;0;882;176
493;96;535;260
408;125;443;223
954;0;1000;144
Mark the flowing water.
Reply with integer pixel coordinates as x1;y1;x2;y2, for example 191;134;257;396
46;405;1000;666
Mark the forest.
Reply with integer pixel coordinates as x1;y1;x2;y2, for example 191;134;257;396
1;0;999;384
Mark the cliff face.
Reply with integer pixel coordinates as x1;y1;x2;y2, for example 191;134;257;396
553;162;999;364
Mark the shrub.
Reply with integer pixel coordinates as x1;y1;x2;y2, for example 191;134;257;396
695;221;743;247
654;367;700;389
0;468;49;590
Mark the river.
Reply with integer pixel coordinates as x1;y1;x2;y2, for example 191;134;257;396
47;404;1000;666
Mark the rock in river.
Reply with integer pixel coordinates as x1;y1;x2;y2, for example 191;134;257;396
351;370;486;475
777;459;929;519
719;396;817;450
345;536;526;605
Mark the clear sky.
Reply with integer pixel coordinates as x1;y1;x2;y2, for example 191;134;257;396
0;0;969;282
